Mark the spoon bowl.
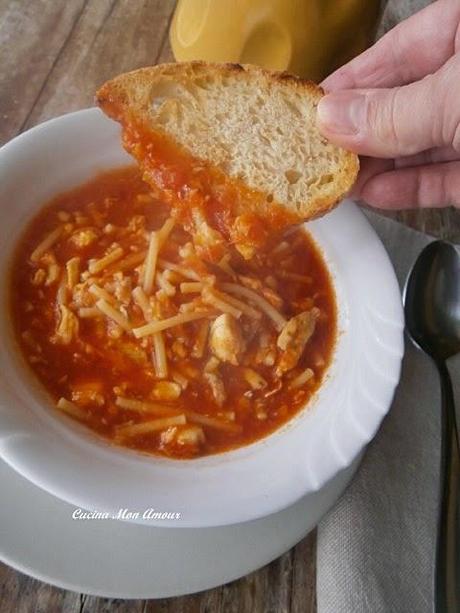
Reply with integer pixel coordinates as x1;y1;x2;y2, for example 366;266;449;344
404;241;460;361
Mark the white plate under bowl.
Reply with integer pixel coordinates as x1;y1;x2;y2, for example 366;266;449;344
0;108;404;528
0;455;360;598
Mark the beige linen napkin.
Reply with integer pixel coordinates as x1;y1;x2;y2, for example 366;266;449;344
316;210;460;613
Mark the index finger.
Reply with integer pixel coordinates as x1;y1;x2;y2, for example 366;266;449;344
322;0;460;92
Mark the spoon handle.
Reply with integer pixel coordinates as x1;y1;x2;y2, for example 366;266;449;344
435;360;459;612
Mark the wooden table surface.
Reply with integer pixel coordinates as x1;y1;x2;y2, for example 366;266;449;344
0;1;458;611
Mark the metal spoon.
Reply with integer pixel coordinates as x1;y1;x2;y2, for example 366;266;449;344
404;240;460;612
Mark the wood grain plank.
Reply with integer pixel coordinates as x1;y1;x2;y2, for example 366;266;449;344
217;552;293;613
290;532;317;613
22;0;177;130
0;0;87;144
0;562;84;613
144;585;223;613
81;596;145;612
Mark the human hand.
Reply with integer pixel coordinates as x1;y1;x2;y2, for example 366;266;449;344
316;0;460;210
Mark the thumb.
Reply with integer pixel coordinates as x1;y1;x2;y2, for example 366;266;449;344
316;74;447;158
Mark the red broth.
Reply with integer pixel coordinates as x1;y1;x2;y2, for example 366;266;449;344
10;166;337;458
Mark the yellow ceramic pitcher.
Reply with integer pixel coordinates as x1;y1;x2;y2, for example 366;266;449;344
170;0;382;82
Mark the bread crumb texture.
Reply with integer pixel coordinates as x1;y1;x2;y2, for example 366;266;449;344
97;62;359;221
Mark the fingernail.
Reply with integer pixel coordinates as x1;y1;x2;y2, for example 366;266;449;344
317;91;365;136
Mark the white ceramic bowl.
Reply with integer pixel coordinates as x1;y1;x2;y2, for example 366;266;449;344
0;108;404;528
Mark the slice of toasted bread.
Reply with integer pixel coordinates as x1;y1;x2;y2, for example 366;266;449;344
97;62;358;217
97;62;358;257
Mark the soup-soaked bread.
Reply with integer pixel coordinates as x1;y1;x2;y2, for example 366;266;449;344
97;62;358;257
